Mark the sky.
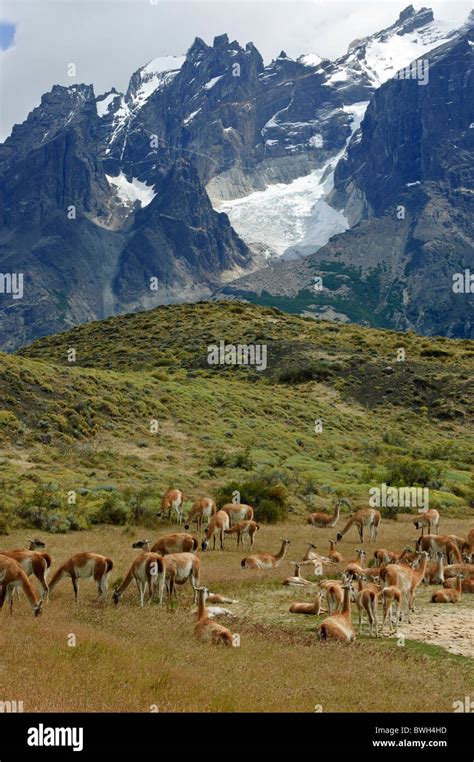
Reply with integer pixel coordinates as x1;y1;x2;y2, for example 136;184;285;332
0;0;471;141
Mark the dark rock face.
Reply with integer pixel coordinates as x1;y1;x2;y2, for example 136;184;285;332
0;6;471;348
217;27;474;339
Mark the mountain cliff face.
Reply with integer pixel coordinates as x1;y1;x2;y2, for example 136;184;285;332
0;5;471;349
218;23;474;338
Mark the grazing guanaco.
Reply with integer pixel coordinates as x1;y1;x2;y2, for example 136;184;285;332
431;574;464;603
447;534;467;551
345;549;367;578
444;576;474;594
416;534;461;563
329;540;343;564
306;499;347;528
184;498;216;532
0;545;51;599
201;510;230;551
355;574;380;637
156;552;201;605
412;508;440;535
336;508;381;543
283;562;317;587
0;556;43;616
221;503;254;525
289;590;325;615
194;586;234;646
241;538;290;570
113;553;164;607
48;553;113;603
133;533;198;555
224;520;260;549
319;580;355;642
380;586;403;634
160;489;184;524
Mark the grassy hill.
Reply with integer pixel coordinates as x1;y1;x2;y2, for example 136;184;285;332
1;300;473;714
0;300;471;533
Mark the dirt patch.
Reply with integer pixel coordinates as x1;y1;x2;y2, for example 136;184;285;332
400;595;474;658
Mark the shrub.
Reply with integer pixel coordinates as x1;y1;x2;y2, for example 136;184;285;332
277;360;341;385
214;474;289;523
384;457;442;488
91;493;130;525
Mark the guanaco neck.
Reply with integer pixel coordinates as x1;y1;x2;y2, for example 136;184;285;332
197;589;207;620
342;586;351;617
276;542;288;561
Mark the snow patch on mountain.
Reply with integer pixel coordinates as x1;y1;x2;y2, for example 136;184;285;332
220;101;369;260
106;172;156;208
130;55;185;108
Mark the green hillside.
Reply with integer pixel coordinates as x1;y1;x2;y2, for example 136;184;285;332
0;301;472;533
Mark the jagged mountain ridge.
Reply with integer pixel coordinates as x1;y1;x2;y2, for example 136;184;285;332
0;5;471;349
217;23;474;338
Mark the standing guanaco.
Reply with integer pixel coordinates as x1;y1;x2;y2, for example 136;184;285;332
160;489;184;524
133;534;198;555
113;553;164;607
0;544;51;599
184;498;216;532
380;586;403;634
201;510;230;551
225;520;260;549
48;553;113;602
0;556;43;616
336;508;381;543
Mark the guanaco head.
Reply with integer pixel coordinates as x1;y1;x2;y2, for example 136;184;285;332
282;538;291;545
132;539;151;550
27;538;46;550
112;586;122;605
201;538;209;552
336;532;343;541
34;600;43;617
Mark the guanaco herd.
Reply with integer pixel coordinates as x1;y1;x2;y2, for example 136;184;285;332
1;491;473;648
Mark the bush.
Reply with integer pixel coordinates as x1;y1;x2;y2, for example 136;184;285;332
214;474;289;523
277;360;342;385
384;457;442;488
91;493;130;525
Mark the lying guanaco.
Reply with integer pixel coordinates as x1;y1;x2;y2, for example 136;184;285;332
194;586;234;646
431;574;464;603
241;539;290;570
289;590;325;615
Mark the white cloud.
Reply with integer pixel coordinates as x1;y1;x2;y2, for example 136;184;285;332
0;0;471;141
